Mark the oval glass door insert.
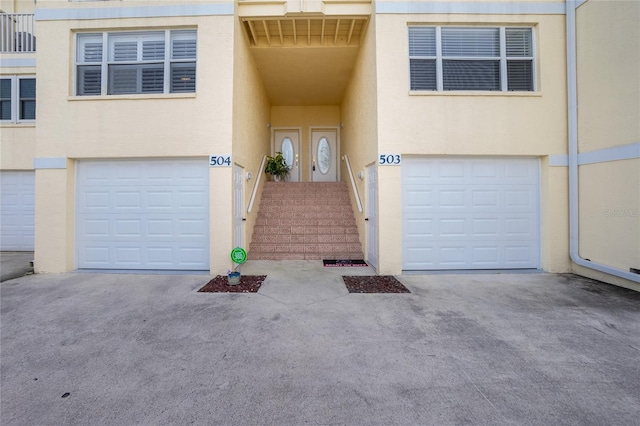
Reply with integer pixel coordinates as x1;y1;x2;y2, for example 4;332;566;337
281;137;294;168
317;137;331;175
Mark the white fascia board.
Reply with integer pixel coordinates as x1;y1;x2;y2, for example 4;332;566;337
34;158;67;169
0;58;37;68
36;3;234;21
549;143;640;167
376;1;566;15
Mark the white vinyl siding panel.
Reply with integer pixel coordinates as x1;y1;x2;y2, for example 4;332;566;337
402;158;540;270
76;159;209;270
0;171;35;251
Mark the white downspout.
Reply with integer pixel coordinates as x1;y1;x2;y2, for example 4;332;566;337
566;0;640;283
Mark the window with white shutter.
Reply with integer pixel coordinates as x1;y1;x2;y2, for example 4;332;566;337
409;26;534;92
76;30;197;96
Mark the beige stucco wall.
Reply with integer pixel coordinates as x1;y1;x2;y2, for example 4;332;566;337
373;12;569;275
1;1;37;170
0;124;35;169
341;13;378;264
1;61;37;170
575;0;640;288
35;15;233;159
33;13;235;273
232;9;271;260
0;0;35;14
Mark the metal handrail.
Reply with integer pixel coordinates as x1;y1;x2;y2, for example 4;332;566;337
248;155;267;213
343;154;363;213
1;14;36;53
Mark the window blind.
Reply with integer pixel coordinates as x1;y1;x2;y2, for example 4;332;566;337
77;30;196;96
408;26;534;92
19;78;36;120
0;79;11;120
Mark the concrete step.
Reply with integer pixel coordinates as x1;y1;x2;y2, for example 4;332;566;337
249;182;364;261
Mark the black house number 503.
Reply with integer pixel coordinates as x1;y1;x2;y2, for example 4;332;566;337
209;155;232;167
378;154;402;165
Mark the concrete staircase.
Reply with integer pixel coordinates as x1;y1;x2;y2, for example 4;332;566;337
249;182;364;260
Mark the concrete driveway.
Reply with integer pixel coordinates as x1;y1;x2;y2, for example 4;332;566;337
0;251;33;282
1;261;639;425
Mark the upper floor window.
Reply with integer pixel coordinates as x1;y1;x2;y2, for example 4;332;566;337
409;27;534;92
75;30;197;96
0;76;36;123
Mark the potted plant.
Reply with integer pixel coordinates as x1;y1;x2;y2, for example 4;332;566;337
265;152;290;181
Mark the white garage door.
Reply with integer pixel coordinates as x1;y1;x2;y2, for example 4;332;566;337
76;159;209;270
0;171;35;251
402;157;540;270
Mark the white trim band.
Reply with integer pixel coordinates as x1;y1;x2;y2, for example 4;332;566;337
376;1;566;15
34;158;67;169
36;3;234;21
550;143;640;166
0;58;36;68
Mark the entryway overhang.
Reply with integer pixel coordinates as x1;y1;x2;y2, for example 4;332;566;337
238;0;371;105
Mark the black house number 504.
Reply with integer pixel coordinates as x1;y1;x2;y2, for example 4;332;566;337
378;154;402;165
209;155;232;167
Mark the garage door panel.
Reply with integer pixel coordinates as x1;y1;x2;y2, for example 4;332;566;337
505;217;537;237
472;189;499;208
115;191;143;209
147;191;173;209
82;191;111;210
505;188;537;209
471;246;500;265
440;219;466;237
505;245;537;265
404;189;435;211
439;190;466;208
1;171;35;251
77;160;209;270
472;218;500;237
403;157;539;270
404;217;434;238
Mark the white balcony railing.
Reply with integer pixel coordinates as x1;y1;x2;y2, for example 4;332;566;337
1;14;36;53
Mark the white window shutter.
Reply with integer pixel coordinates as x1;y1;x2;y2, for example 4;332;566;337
141;66;164;93
112;41;137;62
170;63;196;93
108;66;137;94
142;40;165;61
77;66;101;95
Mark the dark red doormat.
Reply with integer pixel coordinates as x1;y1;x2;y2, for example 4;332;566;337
323;259;368;267
342;276;411;294
198;275;267;293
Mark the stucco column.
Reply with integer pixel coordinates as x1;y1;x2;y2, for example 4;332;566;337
376;165;403;275
34;161;75;273
209;167;233;275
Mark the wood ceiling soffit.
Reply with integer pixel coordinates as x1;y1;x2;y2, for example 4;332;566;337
242;16;367;47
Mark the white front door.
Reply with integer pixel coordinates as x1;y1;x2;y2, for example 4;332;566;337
311;129;337;182
402;157;540;270
273;129;300;182
233;164;244;250
76;159;210;270
366;164;378;270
